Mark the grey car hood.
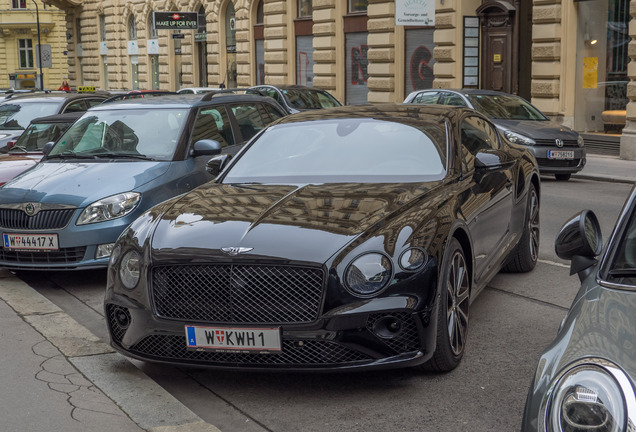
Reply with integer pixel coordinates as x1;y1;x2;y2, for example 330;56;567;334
494;119;580;140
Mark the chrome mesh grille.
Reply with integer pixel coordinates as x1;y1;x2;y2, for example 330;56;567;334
129;335;371;366
152;265;324;324
534;139;579;147
0;208;75;229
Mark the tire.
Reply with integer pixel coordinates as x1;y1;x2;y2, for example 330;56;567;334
554;173;571;181
502;183;539;273
423;238;470;373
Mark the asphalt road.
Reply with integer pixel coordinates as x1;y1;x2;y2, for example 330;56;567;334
16;177;634;432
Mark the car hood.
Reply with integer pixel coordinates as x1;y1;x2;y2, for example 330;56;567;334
548;280;636;380
0;161;170;207
0;154;42;185
494;119;579;139
150;181;443;264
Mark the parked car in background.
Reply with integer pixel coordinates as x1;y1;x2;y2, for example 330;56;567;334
0;91;110;153
0;111;83;186
522;186;636;431
0;92;287;271
404;89;586;181
177;87;222;94
247;84;342;114
105;104;540;372
101;90;177;104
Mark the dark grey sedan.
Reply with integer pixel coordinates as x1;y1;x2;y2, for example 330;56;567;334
521;186;636;431
404;89;586;181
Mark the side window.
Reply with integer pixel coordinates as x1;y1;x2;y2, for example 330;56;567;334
262;103;285;123
460;116;501;171
87;98;105;107
63;101;88;113
413;91;440;104
230;103;270;142
440;93;467;107
191;106;234;147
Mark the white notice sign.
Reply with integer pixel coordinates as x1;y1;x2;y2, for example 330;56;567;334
396;0;435;26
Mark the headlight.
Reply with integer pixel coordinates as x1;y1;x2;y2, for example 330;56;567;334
119;249;141;290
504;130;536;146
399;247;428;271
77;192;141;225
344;252;392;296
578;134;585;147
543;360;636;432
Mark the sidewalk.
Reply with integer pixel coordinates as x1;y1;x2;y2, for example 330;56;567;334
573;153;636;184
0;269;220;432
0;153;632;432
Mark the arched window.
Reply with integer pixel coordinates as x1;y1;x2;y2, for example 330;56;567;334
148;12;158;39
128;14;137;40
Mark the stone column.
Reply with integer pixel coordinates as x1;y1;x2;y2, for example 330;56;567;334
530;1;562;119
367;0;395;103
262;0;289;85
619;0;636;160
312;0;338;94
433;0;459;89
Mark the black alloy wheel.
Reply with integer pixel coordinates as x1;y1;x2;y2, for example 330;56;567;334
503;183;540;273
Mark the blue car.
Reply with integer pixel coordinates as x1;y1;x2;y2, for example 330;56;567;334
0;92;286;270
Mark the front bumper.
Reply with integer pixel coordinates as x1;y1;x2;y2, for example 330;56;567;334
527;146;586;175
104;293;438;372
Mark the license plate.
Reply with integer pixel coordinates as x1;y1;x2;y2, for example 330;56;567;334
3;233;59;251
547;150;574;160
185;325;282;353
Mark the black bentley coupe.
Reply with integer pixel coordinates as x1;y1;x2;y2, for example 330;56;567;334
105;104;540;372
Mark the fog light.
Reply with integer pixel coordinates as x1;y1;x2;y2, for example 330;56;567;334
114;307;131;329
96;243;116;259
372;315;403;339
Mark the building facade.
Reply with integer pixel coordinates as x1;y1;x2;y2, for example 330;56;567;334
0;0;68;90
38;0;636;159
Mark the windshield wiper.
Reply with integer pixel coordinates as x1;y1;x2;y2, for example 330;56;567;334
90;152;156;161
47;151;99;160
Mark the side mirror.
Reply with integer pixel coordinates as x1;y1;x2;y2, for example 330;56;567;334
42;141;56;156
555;210;603;280
474;149;515;170
206;154;232;176
192;139;222;157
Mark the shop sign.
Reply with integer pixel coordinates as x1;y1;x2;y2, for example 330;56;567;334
153;12;198;30
194;32;207;42
395;0;434;26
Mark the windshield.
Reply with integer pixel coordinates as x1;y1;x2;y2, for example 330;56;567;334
11;121;74;152
466;94;548;121
282;89;342;110
223;118;446;184
49;108;188;161
0;102;60;130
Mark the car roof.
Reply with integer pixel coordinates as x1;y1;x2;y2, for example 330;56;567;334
271;103;470;125
89;92;285;111
29;111;85;124
0;91;110;104
252;84;327;92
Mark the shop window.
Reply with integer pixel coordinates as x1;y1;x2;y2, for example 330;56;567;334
405;28;435;93
254;0;265;84
18;39;34;68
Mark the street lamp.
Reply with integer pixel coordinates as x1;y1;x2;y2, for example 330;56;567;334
32;0;44;90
